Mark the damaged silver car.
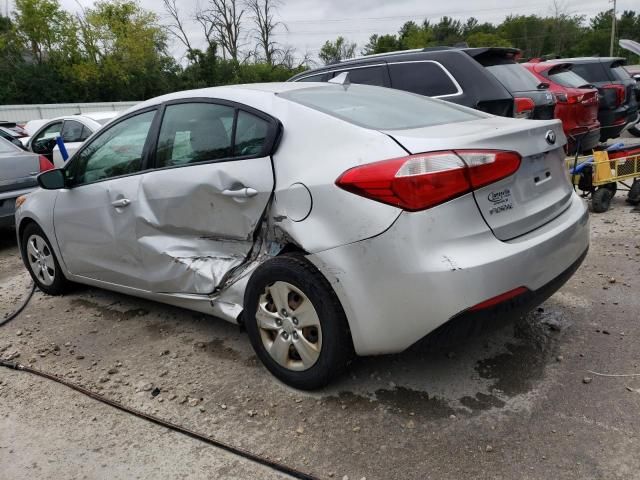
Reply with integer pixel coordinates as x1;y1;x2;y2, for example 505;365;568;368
15;82;589;389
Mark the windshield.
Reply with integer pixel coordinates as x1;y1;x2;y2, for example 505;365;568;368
611;66;632;82
548;69;590;88
279;84;483;130
487;64;541;92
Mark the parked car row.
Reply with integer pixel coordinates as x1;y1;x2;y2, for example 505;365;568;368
289;46;640;153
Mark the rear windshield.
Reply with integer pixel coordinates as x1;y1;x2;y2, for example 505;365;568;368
571;62;610;82
279;84;482;130
486;64;541;92
547;69;590;88
611;66;632;81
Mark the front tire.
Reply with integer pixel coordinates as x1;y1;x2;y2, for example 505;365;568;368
243;254;352;390
21;223;69;295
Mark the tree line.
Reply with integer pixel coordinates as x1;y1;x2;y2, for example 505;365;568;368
0;0;308;104
320;8;640;64
0;0;638;105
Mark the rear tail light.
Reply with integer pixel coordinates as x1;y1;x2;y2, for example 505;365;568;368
601;84;626;107
335;150;521;212
514;97;535;118
554;92;585;104
39;155;54;172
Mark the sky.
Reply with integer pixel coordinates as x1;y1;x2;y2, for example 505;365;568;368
5;0;637;62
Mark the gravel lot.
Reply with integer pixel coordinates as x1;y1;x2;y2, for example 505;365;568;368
2;144;640;479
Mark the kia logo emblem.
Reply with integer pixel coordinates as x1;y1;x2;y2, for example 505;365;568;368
545;130;556;145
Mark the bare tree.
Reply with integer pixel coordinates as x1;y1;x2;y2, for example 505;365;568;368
194;0;216;50
199;0;244;61
246;0;284;65
161;0;194;54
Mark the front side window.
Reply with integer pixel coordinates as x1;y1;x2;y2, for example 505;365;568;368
66;110;156;186
156;103;270;168
31;121;63;154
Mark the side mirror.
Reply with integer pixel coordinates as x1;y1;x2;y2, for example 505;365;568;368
633;74;640;81
538;82;551;90
37;169;66;190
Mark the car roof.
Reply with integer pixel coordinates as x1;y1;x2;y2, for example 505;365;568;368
128;82;335;113
48;111;120;123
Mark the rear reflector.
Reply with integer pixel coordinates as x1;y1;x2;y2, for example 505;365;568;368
336;150;521;211
514;97;535;118
39;155;54;172
469;286;529;311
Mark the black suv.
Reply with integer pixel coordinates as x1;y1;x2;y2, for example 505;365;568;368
288;48;515;117
549;57;639;141
462;47;556;120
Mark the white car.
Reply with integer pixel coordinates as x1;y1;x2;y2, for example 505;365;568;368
16;82;589;389
25;111;119;168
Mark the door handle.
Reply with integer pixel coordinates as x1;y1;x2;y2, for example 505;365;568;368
111;198;131;208
222;187;258;198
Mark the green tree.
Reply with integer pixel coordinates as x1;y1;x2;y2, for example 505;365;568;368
466;32;512;48
319;36;356;64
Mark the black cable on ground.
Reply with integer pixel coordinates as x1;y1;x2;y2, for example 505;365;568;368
0;281;35;327
0;283;319;480
0;359;319;480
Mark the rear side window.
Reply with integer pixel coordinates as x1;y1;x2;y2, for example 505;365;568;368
330;66;389;87
486;64;540;91
61;120;91;143
388;62;460;97
571;63;610;82
156;103;272;168
280;84;483;130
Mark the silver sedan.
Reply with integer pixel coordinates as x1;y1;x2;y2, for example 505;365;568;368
15;83;589;389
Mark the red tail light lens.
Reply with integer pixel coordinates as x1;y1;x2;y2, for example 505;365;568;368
39;155;54;172
514;97;535;118
335;150;521;211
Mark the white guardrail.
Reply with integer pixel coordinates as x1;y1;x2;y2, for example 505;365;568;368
0;101;141;123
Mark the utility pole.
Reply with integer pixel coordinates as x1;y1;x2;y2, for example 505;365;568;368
609;0;616;56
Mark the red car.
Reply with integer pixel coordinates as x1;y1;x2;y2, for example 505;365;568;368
523;61;600;153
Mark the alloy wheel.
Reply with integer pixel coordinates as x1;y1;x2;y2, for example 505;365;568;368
26;234;56;286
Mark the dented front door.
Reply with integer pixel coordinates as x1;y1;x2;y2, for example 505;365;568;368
137;101;277;294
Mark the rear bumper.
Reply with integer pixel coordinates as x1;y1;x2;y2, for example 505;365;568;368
309;193;590;356
0;197;18;227
438;246;588;337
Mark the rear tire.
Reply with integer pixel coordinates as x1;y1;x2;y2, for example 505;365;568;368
592;187;613;213
243;254;352;390
627;180;640;205
21;223;69;295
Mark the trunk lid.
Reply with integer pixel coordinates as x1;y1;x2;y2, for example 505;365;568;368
383;117;572;240
0;149;40;194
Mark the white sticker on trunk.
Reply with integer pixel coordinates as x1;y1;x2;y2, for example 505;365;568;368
487;188;513;215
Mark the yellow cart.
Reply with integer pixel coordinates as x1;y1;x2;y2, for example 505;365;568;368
568;146;640;212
